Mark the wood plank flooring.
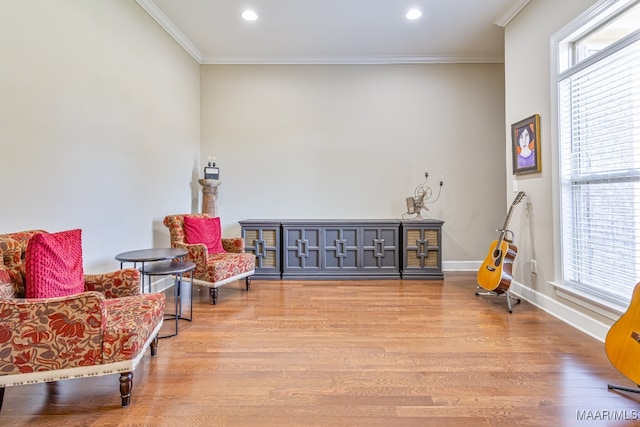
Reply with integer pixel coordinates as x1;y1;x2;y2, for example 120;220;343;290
1;273;639;426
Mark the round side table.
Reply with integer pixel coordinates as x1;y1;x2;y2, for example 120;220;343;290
115;248;188;293
140;260;196;339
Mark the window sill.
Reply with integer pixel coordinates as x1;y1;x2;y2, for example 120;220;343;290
549;281;626;321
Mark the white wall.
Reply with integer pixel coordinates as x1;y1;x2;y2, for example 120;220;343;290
0;1;201;272
200;63;506;264
0;2;509;275
504;0;611;339
0;0;612;340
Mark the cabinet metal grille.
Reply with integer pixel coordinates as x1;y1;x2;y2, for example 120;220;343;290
245;229;277;268
406;229;439;268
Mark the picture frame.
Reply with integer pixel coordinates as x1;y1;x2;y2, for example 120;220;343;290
511;114;541;175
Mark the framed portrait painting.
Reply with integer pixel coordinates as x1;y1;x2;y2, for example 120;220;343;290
511;114;541;175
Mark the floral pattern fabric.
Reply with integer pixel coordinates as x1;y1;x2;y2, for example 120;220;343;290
84;269;141;299
0;267;13;299
163;214;255;285
0;291;165;375
203;253;255;283
0;230;45;298
0;229;166;381
102;293;165;364
0;231;143;299
0;292;106;375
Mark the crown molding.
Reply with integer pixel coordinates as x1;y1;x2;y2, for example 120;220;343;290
138;0;504;65
200;55;505;65
494;0;530;27
136;0;203;62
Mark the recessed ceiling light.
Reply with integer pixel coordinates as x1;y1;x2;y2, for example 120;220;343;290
241;9;258;21
406;8;422;20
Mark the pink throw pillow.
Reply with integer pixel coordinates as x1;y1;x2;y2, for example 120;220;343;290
25;229;85;298
183;216;226;254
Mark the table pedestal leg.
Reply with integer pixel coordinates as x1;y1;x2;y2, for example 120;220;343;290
159;270;193;339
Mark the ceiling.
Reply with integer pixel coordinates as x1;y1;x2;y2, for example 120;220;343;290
136;0;529;64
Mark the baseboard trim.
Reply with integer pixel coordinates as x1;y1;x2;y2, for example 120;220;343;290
443;261;479;271
508;281;610;343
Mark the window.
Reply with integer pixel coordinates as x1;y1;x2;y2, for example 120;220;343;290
556;0;640;306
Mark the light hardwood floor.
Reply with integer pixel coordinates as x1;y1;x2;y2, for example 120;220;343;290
1;273;639;426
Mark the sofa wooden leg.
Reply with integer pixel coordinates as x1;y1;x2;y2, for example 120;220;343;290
246;276;251;291
210;287;218;305
149;335;159;356
0;386;4;412
120;372;133;407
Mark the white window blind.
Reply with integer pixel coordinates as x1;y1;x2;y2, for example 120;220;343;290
558;8;640;306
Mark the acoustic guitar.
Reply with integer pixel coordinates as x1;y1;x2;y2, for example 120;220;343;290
605;282;640;388
477;191;526;294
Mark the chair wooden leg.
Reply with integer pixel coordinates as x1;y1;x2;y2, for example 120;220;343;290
149;335;159;356
119;372;133;407
0;387;4;412
210;287;218;305
246;276;251;291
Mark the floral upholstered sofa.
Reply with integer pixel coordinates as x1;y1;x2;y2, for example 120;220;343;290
0;230;166;410
163;214;255;305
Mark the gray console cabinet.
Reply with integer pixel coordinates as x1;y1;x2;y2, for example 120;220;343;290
282;220;400;279
240;219;443;280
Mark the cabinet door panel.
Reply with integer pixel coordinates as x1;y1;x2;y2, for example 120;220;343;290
362;227;399;270
324;227;358;270
284;227;321;270
240;222;281;279
244;228;279;269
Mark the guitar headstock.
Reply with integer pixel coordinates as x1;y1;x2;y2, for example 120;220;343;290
512;191;526;206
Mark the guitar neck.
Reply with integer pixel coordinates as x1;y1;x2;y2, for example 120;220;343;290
497;192;525;244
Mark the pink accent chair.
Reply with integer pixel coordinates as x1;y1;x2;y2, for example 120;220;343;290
163;214;255;304
0;230;166;410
